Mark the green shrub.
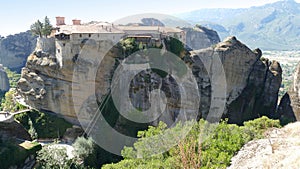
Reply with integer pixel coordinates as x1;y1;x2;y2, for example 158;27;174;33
4;67;21;88
73;137;97;167
0;139;41;168
14;110;72;139
103;116;281;169
36;144;73;169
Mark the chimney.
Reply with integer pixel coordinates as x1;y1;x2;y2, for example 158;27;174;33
56;16;65;26
72;19;81;25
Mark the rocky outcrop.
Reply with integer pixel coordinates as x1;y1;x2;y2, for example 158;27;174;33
17;37;119;124
183;25;220;50
17;33;281;125
0;64;10;92
277;62;300;123
228;122;300;169
192;37;282;124
226;57;282;124
0;31;36;72
0;121;31;141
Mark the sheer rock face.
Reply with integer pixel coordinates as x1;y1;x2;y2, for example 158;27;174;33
277;62;300;123
0;65;9;92
192;37;282;124
0;31;36;72
17;35;281;125
17;38;117;124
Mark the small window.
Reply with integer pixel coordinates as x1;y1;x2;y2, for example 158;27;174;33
71;49;73;53
63;43;66;47
79;34;82;38
57;49;60;53
89;34;91;37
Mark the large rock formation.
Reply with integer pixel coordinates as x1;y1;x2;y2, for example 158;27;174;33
228;122;300;169
0;31;36;72
277;62;300;123
17;31;281;126
192;37;282;124
0;64;10;92
0;121;31;141
183;25;220;50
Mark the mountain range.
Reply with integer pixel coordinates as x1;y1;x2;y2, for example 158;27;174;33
176;0;300;50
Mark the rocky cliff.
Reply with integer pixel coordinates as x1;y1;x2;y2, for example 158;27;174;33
183;25;220;50
0;64;10;92
228;121;300;169
192;37;282;124
0;31;36;72
277;62;300;123
17;31;281;126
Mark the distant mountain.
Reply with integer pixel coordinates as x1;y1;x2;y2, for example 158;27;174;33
177;0;300;50
0;31;36;72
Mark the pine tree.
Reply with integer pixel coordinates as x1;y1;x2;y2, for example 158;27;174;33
30;20;43;38
30;16;53;38
42;16;53;37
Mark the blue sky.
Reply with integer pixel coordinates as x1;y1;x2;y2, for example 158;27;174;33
1;0;299;36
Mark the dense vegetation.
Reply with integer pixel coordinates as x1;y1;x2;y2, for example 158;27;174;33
0;67;21;110
103;116;280;169
4;67;21;88
0;139;41;168
36;136;121;169
14;110;72;139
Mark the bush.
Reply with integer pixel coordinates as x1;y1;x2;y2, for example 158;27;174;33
14;110;72;139
72;137;97;167
0;139;41;168
103;117;281;169
36;144;73;169
4;67;21;88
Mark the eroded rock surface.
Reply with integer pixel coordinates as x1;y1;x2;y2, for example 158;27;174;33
17;34;281;126
228;122;300;169
277;62;300;123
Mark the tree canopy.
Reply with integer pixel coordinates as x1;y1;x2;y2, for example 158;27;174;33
30;16;53;38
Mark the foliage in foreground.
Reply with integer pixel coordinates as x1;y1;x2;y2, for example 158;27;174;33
103;116;281;169
14;110;72;139
0;139;41;169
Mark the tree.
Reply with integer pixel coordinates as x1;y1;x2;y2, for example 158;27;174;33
30;20;43;38
72;137;97;167
42;16;53;37
30;16;53;38
36;145;73;168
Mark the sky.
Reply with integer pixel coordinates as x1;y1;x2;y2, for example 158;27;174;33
1;0;300;36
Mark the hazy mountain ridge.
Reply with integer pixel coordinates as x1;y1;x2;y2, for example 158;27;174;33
0;31;36;72
177;0;300;50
